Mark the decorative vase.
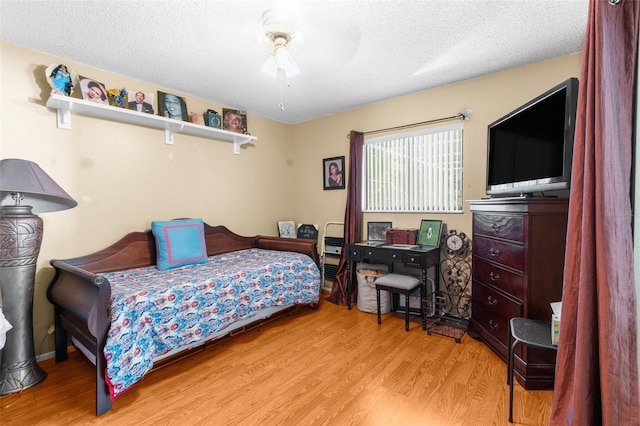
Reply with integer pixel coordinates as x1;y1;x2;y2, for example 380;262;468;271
107;89;127;108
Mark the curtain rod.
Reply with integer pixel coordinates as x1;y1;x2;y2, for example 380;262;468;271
349;109;472;138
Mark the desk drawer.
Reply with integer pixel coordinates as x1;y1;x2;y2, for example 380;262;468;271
403;252;423;267
473;258;524;300
348;246;363;261
363;247;403;262
474;214;524;242
474;236;524;270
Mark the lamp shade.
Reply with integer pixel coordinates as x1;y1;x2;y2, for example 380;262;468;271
274;45;300;78
0;158;77;214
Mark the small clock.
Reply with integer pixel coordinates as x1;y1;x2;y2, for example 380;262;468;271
445;230;468;254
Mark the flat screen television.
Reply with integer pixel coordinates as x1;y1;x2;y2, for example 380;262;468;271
486;77;579;197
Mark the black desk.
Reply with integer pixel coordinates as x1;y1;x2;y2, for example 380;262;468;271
346;242;440;311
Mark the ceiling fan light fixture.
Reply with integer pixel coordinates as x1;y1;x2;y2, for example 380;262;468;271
262;31;300;78
274;46;300;78
261;57;279;78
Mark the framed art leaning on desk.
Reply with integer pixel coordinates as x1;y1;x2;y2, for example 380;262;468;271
367;221;392;242
418;219;443;247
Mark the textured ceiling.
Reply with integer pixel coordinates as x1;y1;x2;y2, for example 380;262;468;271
0;0;588;124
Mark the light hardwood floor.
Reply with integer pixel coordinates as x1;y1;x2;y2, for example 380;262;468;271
0;295;553;425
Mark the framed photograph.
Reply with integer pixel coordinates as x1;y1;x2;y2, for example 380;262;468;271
223;108;247;134
367;221;392;242
278;220;296;238
190;112;205;125
79;76;108;104
128;90;155;114
323;156;345;190
418;219;443;247
158;91;188;121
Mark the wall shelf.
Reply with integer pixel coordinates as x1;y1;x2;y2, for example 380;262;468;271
45;93;257;154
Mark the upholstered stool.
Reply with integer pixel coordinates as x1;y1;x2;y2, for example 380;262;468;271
375;273;425;331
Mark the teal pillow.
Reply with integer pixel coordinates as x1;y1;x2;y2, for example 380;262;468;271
151;219;207;270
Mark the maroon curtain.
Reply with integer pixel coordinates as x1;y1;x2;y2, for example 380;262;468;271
549;0;639;424
327;131;363;306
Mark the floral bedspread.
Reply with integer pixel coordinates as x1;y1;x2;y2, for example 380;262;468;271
101;248;320;400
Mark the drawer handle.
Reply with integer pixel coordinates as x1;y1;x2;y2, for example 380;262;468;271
489;320;499;331
392;254;397;259
352;251;358;256
491;223;503;231
487;296;498;306
367;251;373;256
489;271;500;282
489;247;501;257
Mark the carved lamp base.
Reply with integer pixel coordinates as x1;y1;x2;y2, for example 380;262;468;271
0;205;47;395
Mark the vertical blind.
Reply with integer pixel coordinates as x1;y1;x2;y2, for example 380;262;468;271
363;124;463;212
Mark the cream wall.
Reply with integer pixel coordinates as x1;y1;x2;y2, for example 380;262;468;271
0;41;295;355
0;40;581;356
292;53;583;238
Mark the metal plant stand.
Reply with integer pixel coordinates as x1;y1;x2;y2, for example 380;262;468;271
424;230;471;343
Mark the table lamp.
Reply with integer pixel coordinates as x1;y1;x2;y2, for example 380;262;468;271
0;158;77;395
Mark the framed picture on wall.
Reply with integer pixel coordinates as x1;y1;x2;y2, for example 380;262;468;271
323;156;345;190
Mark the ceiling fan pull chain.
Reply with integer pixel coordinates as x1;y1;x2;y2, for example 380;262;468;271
279;72;285;111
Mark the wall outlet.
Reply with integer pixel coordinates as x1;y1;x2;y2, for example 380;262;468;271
47;324;55;335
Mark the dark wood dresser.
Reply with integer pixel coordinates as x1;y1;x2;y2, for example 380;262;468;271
468;198;568;390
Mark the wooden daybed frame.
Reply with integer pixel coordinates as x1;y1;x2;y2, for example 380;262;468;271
47;224;320;415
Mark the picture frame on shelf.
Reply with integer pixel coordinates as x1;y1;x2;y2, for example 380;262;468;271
323;156;345;190
127;90;155;114
278;220;296;238
223;108;248;134
367;221;392;242
204;109;222;129
190;112;205;125
157;91;188;121
418;219;443;247
79;76;108;104
46;63;78;96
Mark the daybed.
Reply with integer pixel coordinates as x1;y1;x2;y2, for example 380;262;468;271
47;222;320;415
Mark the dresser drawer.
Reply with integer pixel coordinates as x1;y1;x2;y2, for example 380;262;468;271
474;214;524;242
473;258;524;300
474;236;524;270
472;288;522;346
473;280;522;319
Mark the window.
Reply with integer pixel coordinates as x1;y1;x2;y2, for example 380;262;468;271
363;124;463;212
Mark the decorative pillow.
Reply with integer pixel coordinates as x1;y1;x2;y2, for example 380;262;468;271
151;219;207;270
